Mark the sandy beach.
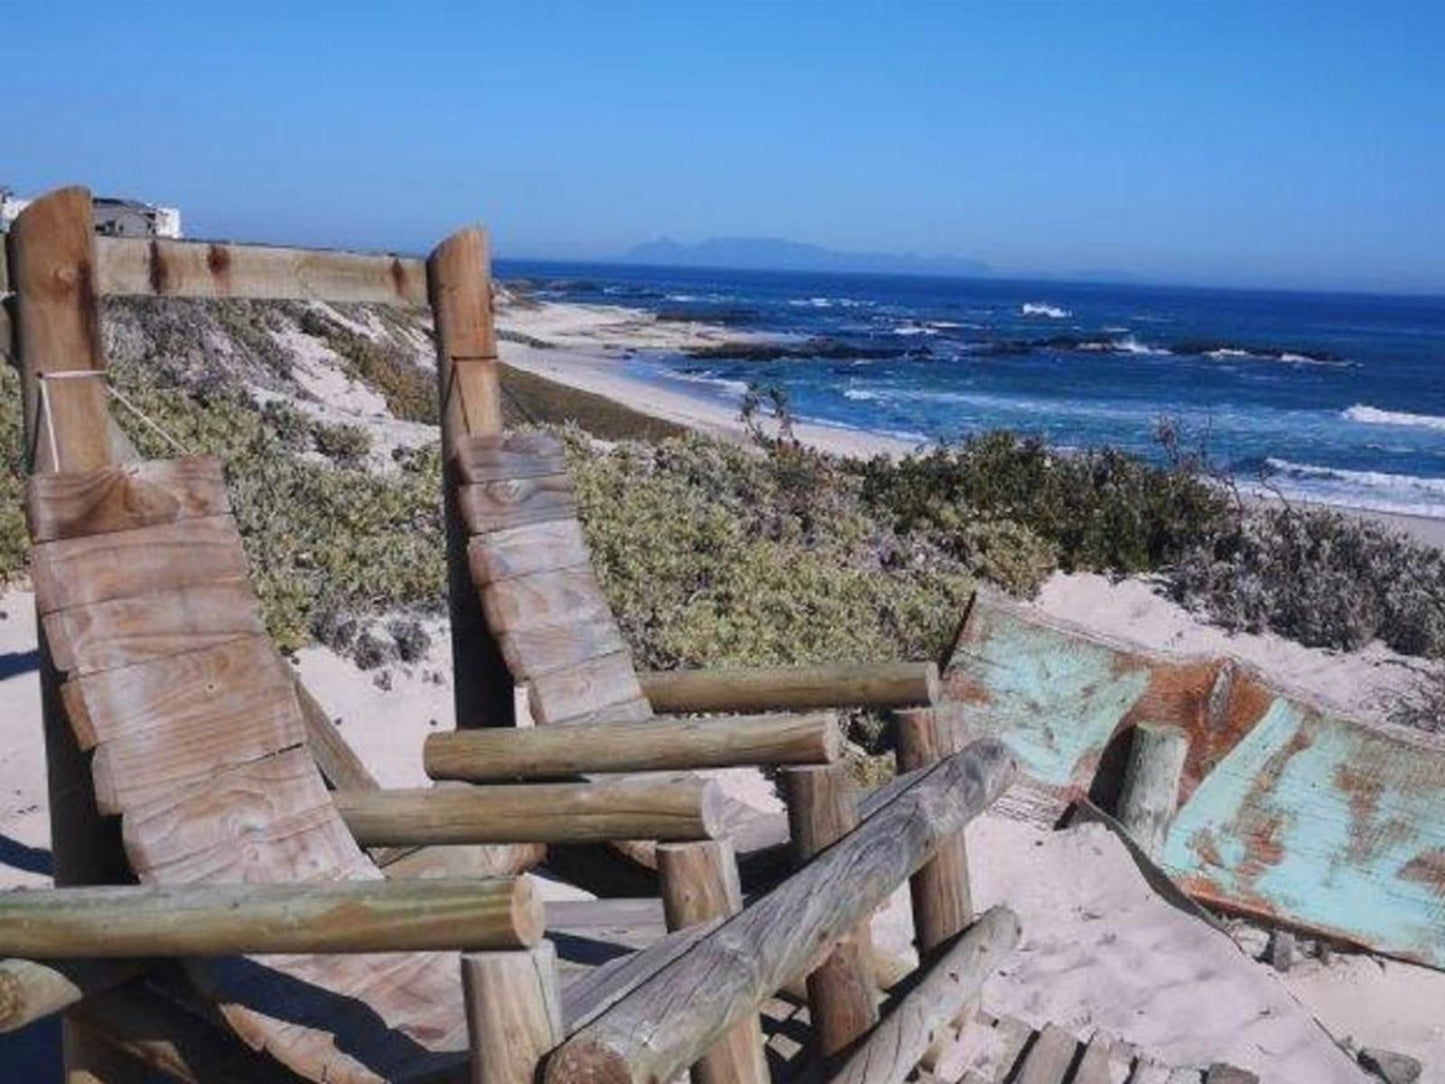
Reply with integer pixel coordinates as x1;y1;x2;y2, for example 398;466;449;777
2;292;1443;1080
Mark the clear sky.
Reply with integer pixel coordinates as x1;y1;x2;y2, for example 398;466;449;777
5;2;1442;293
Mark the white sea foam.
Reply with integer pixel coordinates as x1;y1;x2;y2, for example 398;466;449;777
1021;302;1071;319
787;296;870;309
891;323;938;336
668;370;749;396
1113;336;1168;356
1342;405;1445;431
842;388;882;401
1260;458;1445;518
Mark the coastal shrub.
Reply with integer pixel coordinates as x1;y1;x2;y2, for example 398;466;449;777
306;315;439;424
1170;504;1445;655
854;429;1231;576
313;420;373;466
563;428;979;670
0;364;27;583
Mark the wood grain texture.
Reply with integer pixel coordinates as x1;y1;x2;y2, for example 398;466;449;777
31;516;250;615
897;710;975;954
455;434;567;483
335;776;725;846
42;580;263;676
458;474;576;534
0;957;142;1034
561;918;720;1033
656;841;768;1084
639;662;940;714
1014;1023;1080;1084
0;878;542;957
94;235;428;306
544;741;1016;1084
426;711;839;782
25;459;229;542
829;907;1021;1084
527;651;648;725
429;227;501;451
1117;723;1190;863
468;519;591;584
480;565;612;635
7;186;111;474
1071;1033;1116;1084
462;943;564;1084
497;617;629;682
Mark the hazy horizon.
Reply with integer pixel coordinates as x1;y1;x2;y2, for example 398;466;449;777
6;2;1443;295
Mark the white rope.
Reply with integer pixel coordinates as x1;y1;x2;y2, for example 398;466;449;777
34;370;191;465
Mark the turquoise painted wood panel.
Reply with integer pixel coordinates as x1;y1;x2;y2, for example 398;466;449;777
948;595;1445;970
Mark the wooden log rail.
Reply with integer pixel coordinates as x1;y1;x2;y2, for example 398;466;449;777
638;662;940;714
543;739;1015;1084
0;878;542;958
334;776;726;846
425;711;840;782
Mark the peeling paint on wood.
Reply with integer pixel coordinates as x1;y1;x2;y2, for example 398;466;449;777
945;593;1445;970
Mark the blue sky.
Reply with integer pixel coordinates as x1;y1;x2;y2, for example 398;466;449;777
5;2;1442;293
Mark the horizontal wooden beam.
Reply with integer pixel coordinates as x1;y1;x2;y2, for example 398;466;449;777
334;776;726;846
426;711;840;783
92;235;429;306
543;739;1015;1084
0;877;542;958
638;663;939;715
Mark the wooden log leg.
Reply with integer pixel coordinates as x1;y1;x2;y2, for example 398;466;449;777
462;941;563;1084
780;764;879;1061
896;710;974;954
657;841;768;1084
1116;723;1190;862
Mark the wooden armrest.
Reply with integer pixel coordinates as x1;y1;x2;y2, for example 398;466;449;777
637;662;939;714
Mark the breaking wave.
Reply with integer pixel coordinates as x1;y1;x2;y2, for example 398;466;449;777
1021;302;1071;319
1342;405;1445;432
1260;458;1445;517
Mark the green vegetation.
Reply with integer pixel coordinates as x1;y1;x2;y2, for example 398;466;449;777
295;308;439;423
499;362;687;442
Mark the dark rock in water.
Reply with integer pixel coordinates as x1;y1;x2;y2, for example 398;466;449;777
686;337;918;362
1168;339;1342;363
1358;1047;1423;1084
655;307;759;326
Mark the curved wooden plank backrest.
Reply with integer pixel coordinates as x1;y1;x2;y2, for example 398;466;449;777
27;460;468;1083
457;432;651;726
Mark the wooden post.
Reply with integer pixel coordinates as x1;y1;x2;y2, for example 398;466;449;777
827;907;1021;1084
657;841;769;1084
544;740;1016;1084
780;763;880;1060
639;662;939;715
1116;723;1190;862
427;226;513;729
9;186;140;1083
895;710;974;954
425;711;840;782
0;878;543;957
462;941;564;1084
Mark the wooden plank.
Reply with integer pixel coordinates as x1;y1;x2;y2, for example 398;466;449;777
456;435;568;484
0;878;542;957
7;186;111;474
1014;1023;1080;1084
480;565;613;635
498;617;629;681
459;474;576;534
120;748;359;884
42;580;264;676
554;697;654;727
527;651;648;725
334;776;726;846
89;681;305;815
468;519;592;584
639;662;940;714
426;711;839;782
61;635;293;749
543;741;1016;1084
93;235;429;306
1073;1033;1118;1084
31;516;250;615
828;907;1021;1084
25;458;229;542
561;919;721;1033
656;841;768;1084
463;942;564;1084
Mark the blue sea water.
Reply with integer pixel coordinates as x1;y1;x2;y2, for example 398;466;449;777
496;260;1445;519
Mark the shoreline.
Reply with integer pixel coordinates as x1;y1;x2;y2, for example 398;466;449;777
497;294;1445;550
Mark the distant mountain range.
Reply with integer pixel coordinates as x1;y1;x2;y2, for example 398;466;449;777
623;236;991;278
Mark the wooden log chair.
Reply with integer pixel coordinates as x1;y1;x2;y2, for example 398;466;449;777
1;185;1010;1084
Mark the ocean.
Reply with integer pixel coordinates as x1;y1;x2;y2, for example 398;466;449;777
496;260;1445;519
